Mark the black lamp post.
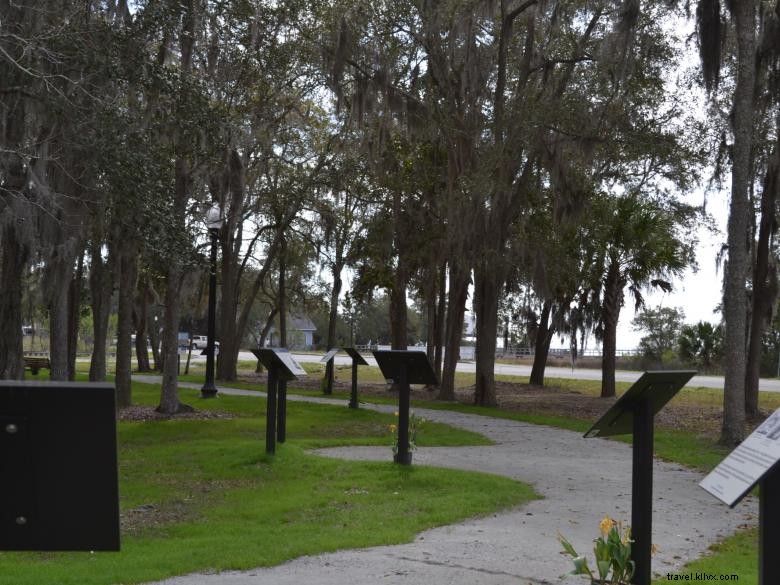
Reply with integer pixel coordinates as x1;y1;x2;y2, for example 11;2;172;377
201;203;223;398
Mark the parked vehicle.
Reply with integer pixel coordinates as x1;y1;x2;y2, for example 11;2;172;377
190;335;219;350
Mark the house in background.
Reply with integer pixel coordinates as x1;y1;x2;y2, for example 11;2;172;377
263;315;317;350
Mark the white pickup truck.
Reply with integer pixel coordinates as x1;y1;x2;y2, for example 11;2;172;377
190;335;219;350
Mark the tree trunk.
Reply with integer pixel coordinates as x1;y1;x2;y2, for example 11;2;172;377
148;309;161;371
502;315;510;356
529;301;554;386
323;257;343;394
424;265;437;364
438;262;469;400
255;307;278;373
327;261;343;350
434;261;447;382
389;261;409;351
721;0;756;445
212;148;243;382
47;255;76;382
157;263;189;414
0;228;29;380
157;0;196;414
116;249;138;408
600;262;624;398
217;225;240;381
745;148;779;414
89;241;113;381
67;252;85;381
279;233;287;347
0;35;29;381
390;187;408;351
133;277;151;372
601;316;619;399
473;264;500;407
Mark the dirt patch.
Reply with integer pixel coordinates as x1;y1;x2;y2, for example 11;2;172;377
295;376;769;439
119;405;234;422
478;382;770;438
478;381;727;437
121;480;248;535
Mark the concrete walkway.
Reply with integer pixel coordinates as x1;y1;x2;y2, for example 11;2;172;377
139;379;757;585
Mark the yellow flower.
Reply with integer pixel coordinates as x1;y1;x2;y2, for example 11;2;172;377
599;516;615;537
389;424;397;432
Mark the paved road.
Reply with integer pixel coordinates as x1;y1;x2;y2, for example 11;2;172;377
228;350;780;393
143;382;756;585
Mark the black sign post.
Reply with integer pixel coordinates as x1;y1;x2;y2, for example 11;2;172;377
251;349;306;454
700;406;780;585
320;348;339;396
584;370;696;585
0;381;120;551
372;350;437;465
343;347;368;409
277;378;287;443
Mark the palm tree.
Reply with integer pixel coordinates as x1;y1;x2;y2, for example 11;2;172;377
679;321;723;370
584;193;697;398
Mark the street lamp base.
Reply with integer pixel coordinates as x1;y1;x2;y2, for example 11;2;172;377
200;383;218;398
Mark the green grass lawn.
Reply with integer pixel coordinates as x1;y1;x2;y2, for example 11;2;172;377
0;381;535;585
34;362;763;583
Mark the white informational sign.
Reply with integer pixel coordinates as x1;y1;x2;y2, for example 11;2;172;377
320;348;339;363
700;407;780;507
275;349;307;377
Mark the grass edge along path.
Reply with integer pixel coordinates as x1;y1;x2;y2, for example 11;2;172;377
0;382;537;585
650;527;757;584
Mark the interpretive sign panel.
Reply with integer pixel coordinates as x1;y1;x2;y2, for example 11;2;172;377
344;347;368;366
251;348;306;381
277;350;306;378
584;371;696;438
700;407;780;507
0;381;120;551
372;350;437;385
320;348;339;363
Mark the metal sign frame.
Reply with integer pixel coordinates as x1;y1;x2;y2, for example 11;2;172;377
343;347;368;408
251;349;306;453
373;350;437;465
584;370;695;585
343;347;368;366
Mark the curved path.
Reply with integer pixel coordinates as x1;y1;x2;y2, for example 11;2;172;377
142;381;757;585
